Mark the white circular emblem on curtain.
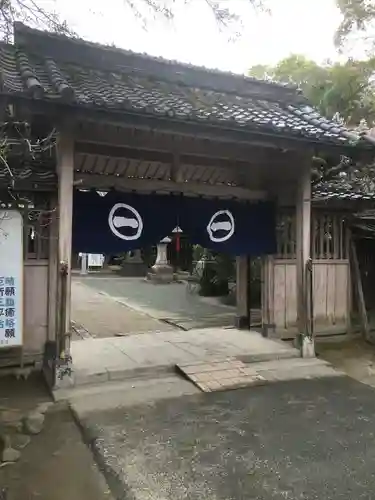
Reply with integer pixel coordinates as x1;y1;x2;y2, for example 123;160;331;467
108;203;143;240
207;210;235;243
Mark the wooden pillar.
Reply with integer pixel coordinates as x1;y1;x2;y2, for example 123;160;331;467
296;163;314;357
47;194;58;341
57;134;74;357
261;256;275;337
235;256;250;329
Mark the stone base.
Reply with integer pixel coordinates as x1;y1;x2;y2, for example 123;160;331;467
301;336;315;358
147;264;174;284
119;262;148;277
295;334;316;358
42;341;75;391
234;315;250;330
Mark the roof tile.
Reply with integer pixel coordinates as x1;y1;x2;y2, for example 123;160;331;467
0;23;371;150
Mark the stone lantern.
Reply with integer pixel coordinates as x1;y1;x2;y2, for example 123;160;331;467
147;236;174;283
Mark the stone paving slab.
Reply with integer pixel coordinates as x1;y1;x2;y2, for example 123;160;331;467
177;358;267;391
71;280;177;338
177;357;341;392
69;328;300;388
76;276;236;330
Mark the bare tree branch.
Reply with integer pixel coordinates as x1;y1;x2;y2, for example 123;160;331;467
0;0;265;42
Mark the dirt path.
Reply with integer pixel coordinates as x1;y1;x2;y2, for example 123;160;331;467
0;374;112;500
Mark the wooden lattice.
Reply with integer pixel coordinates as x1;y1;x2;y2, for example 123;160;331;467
276;211;348;260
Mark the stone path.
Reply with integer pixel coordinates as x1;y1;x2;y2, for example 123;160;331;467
176;356;339;392
177;357;267;391
73;275;236;331
66;328;300;389
71;280;177;338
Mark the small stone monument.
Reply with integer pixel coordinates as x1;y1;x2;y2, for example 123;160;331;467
79;253;88;275
147;236;174;283
120;249;147;277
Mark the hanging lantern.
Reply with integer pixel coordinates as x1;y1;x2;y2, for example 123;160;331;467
172;225;182;253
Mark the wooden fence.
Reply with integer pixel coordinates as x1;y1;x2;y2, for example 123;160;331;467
264;210;351;337
0;191;56;365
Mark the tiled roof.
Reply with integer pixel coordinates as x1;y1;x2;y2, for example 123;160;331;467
314;182;375;201
0;23;373;150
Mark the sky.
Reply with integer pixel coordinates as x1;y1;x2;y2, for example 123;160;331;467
41;0;345;74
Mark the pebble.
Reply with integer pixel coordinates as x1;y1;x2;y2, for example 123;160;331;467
11;433;31;450
35;402;53;415
1;447;21;463
0;410;22;432
0;433;10;450
23;412;44;435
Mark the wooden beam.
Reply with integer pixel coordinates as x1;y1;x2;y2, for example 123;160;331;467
0;180;56;191
75;141;283;173
67;106;348;155
76;142;170;164
74;173;267;200
57;132;74;356
235;256;250;329
12;95;373;160
261;256;275;337
13;96;340;156
295;161;314;356
350;240;371;342
170;153;183;183
74;123;294;164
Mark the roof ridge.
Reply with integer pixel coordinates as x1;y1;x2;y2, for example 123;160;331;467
0;23;370;152
13;22;301;97
20;51;303;105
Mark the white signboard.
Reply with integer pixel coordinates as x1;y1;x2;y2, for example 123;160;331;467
88;254;104;267
0;210;23;348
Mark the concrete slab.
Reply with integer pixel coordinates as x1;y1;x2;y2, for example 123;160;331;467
68;376;200;415
74;376;375;500
68;328;300;389
66;360;342;413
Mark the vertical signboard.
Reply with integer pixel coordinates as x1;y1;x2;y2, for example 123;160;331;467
0;210;23;348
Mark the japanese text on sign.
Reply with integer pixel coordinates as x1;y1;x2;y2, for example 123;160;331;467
0;210;23;348
0;276;16;343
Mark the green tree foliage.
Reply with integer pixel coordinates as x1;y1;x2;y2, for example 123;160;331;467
250;54;375;197
249;54;375;126
335;0;375;47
